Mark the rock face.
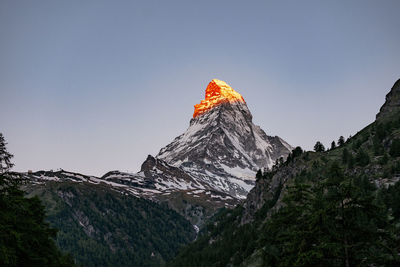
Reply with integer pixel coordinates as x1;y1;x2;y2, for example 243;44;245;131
193;79;245;118
23;159;237;226
241;159;308;224
376;79;400;120
157;79;293;199
242;78;400;225
23;79;293;224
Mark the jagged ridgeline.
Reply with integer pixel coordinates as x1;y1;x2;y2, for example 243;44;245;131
25;79;292;229
169;79;400;266
21;78;293;266
157;79;292;200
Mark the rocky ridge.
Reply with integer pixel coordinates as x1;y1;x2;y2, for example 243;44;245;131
157;79;293;199
24;79;293;225
377;79;400;120
169;78;400;267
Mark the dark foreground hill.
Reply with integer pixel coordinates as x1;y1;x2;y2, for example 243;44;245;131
169;80;400;266
24;181;195;267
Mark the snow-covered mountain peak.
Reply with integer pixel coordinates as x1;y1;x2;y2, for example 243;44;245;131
23;79;294;223
193;79;245;118
156;80;293;198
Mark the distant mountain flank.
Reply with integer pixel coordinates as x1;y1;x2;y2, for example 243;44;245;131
157;79;293;199
23;180;195;267
22;79;294;266
170;78;400;267
377;79;400;120
25;79;292;224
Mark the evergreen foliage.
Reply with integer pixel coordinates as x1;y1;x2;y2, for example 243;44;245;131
291;146;303;158
27;181;196;267
256;169;263;180
355;148;370;166
0;133;14;173
342;148;349;164
389;139;400;157
284;147;303;165
169;170;283;267
170;111;400;267
0;133;75;267
314;141;325;152
338;136;345;146
262;163;398;266
330;140;336;150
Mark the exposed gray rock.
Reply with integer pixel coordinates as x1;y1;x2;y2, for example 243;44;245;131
72;210;96;237
241;158;307;224
376;79;400;120
21;81;294;225
157;101;293;199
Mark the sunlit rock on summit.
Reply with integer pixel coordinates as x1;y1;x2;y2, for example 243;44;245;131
157;79;293;199
22;78;294;226
193;79;245;118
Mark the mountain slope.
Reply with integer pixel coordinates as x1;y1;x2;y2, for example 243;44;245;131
376;79;400;120
24;155;237;226
169;79;400;266
20;78;295;266
157;79;292;199
24;181;196;267
24;79;292;226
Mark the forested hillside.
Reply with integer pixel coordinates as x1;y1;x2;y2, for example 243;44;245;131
0;133;76;267
25;181;196;267
170;81;400;266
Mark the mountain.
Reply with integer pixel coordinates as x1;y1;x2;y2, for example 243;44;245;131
376;79;400;120
23;154;238;225
20;79;294;265
24;79;292;225
23;180;195;267
170;79;400;266
157;79;293;199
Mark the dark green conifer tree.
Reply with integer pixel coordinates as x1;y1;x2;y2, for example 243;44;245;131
338;136;345;146
314;141;325;152
292;146;303;158
389;139;400;157
331;141;336;150
262;162;399;266
0;133;75;267
355;148;370;166
342;148;349;164
256;169;263;180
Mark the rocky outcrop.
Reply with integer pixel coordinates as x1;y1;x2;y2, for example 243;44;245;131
23;79;293;224
241;78;400;225
241;158;308;224
139;155;203;187
23;160;238;226
376;79;400;120
193;79;245;118
157;79;293;199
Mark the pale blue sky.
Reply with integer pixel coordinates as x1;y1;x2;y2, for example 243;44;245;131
1;0;399;176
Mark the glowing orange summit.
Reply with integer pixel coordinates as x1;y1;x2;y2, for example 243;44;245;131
193;79;245;118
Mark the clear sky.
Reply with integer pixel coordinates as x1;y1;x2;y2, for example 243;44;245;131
1;0;399;176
